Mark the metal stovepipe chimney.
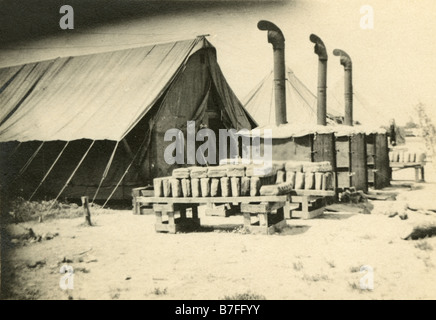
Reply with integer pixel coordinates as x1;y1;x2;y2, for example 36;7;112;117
258;20;287;126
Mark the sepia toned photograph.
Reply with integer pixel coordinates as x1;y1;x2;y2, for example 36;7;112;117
0;0;435;302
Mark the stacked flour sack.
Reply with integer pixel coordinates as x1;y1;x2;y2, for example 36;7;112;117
258;161;334;196
153;160;334;198
389;150;426;164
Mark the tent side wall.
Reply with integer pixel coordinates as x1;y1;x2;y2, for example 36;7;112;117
0;139;139;201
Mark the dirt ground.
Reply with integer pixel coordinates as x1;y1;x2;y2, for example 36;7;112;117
1;141;436;300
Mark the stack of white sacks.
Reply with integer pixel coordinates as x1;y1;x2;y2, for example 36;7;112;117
389;150;426;163
153;160;334;198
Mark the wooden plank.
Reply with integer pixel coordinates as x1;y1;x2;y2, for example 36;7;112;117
351;133;368;192
374;133;390;189
139;195;288;204
283;202;300;219
243;212;251;229
205;204;231;217
390;162;424;168
155;217;200;234
366;133;375;165
132;187;144;214
155;210;163;224
325;203;367;214
153;203;175;212
337;171;351;189
335;136;350;168
313;134;337;190
241;201;285;214
137;191;333;206
290;190;336;197
191;205;199;219
292;206;325;219
367;167;375;183
246;218;287;235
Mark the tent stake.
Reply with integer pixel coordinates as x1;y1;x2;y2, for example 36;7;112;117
29;141;69;201
81;196;92;226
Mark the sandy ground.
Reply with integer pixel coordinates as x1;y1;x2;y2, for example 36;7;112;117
1;142;436;300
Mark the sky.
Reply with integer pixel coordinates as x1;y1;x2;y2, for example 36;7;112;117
1;0;435;127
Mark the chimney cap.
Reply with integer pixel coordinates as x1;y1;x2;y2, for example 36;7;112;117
333;49;352;69
310;34;328;60
258;20;285;49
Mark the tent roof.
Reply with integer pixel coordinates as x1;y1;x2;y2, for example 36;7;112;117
243;68;342;127
0;37;249;142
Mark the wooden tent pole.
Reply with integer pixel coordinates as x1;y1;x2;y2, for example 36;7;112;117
48;140;95;210
29;141;70;201
102;135;149;209
91;141;119;204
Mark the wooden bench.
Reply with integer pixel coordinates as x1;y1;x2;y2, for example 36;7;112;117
390;162;425;182
136;195;288;235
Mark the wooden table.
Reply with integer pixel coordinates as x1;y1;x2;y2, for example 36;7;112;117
136;189;336;234
138;195;288;235
390;162;425;182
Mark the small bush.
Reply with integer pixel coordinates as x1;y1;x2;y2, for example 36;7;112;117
153;287;167;295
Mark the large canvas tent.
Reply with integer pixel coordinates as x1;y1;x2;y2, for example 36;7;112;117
244;68;342;127
0;36;255;203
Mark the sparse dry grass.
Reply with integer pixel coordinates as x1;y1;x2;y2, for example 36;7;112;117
326;260;336;268
349;266;361;273
7;197;114;223
415;240;433;251
302;274;330;282
153;287;168;296
222;291;266;300
293;261;303;271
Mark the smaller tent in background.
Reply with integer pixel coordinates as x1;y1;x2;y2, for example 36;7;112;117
243;68;342;127
0;36;255;204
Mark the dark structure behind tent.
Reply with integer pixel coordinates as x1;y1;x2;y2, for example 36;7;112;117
0;37;255;203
